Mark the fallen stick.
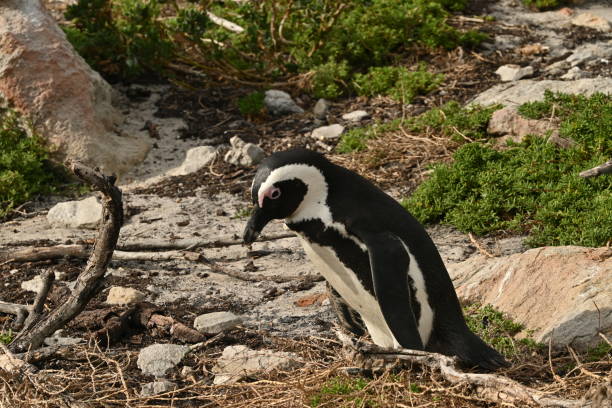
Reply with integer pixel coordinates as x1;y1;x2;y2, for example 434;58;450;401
579;159;612;178
9;163;123;353
208;259;323;284
117;232;296;251
337;331;591;408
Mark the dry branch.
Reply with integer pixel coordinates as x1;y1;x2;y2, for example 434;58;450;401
9;163;123;353
118;232;296;251
337;332;590;408
0;245;87;264
579;159;612;178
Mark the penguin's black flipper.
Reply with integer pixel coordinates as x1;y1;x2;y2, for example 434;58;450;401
360;231;423;350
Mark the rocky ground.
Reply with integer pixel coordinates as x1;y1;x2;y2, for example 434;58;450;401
1;0;611;407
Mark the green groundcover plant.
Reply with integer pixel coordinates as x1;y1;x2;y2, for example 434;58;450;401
402;91;612;247
0;108;65;219
63;0;485;101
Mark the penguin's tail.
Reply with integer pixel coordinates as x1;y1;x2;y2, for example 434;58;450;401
452;330;509;370
430;329;509;371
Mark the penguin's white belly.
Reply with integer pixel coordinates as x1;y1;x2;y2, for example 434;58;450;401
298;237;400;349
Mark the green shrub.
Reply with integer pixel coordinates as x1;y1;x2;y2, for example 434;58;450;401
0;108;63;218
464;303;542;357
309;376;370;407
238;91;265;117
521;0;569;11
336;102;499;153
0;330;13;345
336;119;402;153
64;0;178;79
406;101;501;141
311;60;351;99
402;93;612;247
203;0;486;97
353;64;444;102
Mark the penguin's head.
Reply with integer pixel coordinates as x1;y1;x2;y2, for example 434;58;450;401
243;148;330;244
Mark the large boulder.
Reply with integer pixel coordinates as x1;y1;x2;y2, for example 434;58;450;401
0;0;150;177
448;246;612;350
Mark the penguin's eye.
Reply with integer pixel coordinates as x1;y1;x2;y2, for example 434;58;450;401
270;187;281;199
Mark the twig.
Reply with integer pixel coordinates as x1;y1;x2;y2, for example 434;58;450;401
206;12;244;33
468;233;495;258
20;270;55;332
0;301;29;329
208;259;323;284
117;232;296;251
337;332;585;408
598;332;611;347
9;162;124;353
567;346;601;380
579;159;612;178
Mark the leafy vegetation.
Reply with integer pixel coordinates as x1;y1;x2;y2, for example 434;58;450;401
0;108;65;219
402;92;612;247
63;0;194;78
353;64;444;102
586;342;612;362
309;376;370;407
464;303;543;357
337;102;499;153
521;0;569;11
238;91;266;117
0;330;13;345
63;0;485;97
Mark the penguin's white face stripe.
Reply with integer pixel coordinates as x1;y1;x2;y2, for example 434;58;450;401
399;239;434;346
257;164;367;251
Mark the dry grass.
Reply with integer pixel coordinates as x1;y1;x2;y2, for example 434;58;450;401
1;329;610;408
331;121;458;191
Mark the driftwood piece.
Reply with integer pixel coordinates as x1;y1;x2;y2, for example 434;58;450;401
117;232;296;251
337;332;589;408
1;245;203;264
208;259;323;284
20;270;55;332
579;159;612;178
9;163;123;353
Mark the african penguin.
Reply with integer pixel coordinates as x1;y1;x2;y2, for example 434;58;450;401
243;148;508;370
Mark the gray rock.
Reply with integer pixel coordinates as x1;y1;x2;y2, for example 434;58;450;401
212;345;301;385
311;124;345;140
137;343;190;377
46;196;102;229
342;110;370;122
106;286;145;305
194;311;242;334
44;335;84;347
470;78;612;107
448;246;612;350
566;42;612;67
20;275;45;293
544;60;570;76
224;136;266;167
168;146;217;176
495;64;534;82
264;90;304;116
561;67;591;80
140;379;176;397
493;34;522;51
571;12;611;32
313;99;331;120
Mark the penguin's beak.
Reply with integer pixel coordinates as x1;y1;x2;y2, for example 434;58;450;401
243;207;273;245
